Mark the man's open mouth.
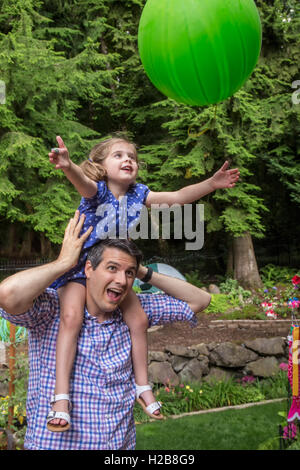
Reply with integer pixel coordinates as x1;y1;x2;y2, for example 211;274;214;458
106;288;123;302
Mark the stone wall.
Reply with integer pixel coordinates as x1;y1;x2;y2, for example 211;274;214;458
208;319;291;337
148;337;288;385
0;337;290;398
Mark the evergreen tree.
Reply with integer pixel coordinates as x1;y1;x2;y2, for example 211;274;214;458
0;0;100;254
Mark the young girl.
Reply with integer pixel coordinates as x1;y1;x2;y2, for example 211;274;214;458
46;135;240;431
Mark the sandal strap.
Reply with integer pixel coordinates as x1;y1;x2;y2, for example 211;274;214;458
50;394;72;410
51;393;70;403
47;410;71;424
146;401;162;415
135;384;152;399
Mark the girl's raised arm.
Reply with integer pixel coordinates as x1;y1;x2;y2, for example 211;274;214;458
145;161;239;207
49;136;98;199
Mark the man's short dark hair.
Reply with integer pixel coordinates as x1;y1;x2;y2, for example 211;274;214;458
87;238;143;271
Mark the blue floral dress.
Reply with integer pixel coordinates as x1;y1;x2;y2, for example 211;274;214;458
51;181;150;289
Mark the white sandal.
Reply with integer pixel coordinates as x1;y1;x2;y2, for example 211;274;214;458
135;384;164;420
46;394;72;432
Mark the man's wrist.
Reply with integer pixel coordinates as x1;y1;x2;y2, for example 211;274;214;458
137;265;147;280
140;267;153;283
137;265;154;282
52;257;73;278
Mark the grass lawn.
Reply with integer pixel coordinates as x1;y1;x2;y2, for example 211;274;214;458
136;401;285;450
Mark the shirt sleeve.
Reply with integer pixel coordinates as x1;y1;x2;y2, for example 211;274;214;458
138;294;198;328
96;181;109;204
132;183;150;205
0;288;59;331
78;180;108;210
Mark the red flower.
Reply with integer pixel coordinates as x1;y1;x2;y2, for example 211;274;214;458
292;275;300;286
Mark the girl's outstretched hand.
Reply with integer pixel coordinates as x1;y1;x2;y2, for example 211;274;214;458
211;161;240;190
49;135;71;170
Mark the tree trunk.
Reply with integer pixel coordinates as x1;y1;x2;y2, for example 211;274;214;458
233;231;263;290
19;230;33;258
1;224;17;257
40;233;54;259
226;238;234;278
149;210;170;258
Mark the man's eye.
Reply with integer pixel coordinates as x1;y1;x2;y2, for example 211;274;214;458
126;271;134;278
108;266;116;271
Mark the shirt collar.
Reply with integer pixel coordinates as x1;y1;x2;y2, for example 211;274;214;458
83;305;123;325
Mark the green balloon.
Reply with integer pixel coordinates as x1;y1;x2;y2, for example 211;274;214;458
138;0;262;106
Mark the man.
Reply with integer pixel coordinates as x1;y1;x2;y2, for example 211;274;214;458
0;211;211;450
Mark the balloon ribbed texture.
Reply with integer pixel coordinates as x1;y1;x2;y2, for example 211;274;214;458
138;0;262;106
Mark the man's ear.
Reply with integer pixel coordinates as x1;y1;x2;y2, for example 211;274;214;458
85;260;93;279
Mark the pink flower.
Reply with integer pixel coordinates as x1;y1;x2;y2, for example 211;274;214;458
279;362;288;371
164;387;170;393
266;310;277;318
292;275;300;287
242;375;255;384
283;423;297;440
288;300;300;309
261;301;274;311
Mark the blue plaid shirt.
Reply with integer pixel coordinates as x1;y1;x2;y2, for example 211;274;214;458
1;289;197;450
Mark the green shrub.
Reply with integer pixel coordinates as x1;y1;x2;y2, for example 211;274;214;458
260;264;296;288
204;293;239;314
138;377;283;420
287;439;300;450
219;278;252;303
219;304;265;320
184;270;203;288
0;347;28;449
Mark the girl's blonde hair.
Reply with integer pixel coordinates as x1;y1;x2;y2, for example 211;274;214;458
80;137;138;182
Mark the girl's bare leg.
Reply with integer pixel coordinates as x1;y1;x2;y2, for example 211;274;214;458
49;282;85;427
121;290;160;415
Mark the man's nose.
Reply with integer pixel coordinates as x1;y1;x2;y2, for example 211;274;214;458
115;270;127;286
